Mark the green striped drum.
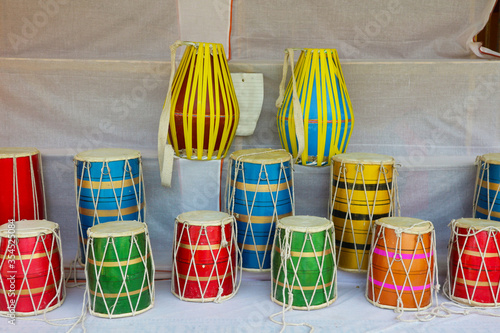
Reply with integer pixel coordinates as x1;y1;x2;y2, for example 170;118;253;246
86;221;154;318
271;216;337;310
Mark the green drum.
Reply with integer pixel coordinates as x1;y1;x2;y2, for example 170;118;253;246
86;221;154;318
271;216;337;310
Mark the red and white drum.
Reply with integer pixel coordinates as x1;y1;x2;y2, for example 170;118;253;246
0;148;46;225
447;218;500;306
172;211;238;302
0;220;65;316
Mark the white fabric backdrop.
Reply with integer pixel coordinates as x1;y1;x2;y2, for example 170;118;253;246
1;0;500;331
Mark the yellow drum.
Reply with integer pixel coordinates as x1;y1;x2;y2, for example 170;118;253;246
330;153;399;272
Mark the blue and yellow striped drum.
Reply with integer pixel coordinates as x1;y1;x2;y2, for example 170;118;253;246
473;153;500;221
276;48;354;166
330;153;399;272
226;149;294;271
75;148;146;264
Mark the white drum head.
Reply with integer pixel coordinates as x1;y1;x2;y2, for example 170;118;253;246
74;148;141;162
454;218;500;230
331;152;394;165
277;215;332;232
88;221;145;238
479;153;500;165
376;217;433;234
230;148;291;164
0;219;58;238
177;210;232;226
0;147;40;159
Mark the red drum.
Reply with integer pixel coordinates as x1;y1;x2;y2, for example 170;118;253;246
0;220;65;316
0;148;46;225
447;218;500;306
172;211;238;302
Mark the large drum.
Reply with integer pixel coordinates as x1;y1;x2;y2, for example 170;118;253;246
172;211;238;302
366;217;436;310
473;153;500;221
0;147;46;225
330;153;399;272
446;218;500;306
85;221;154;318
226;148;294;271
276;48;354;166
271;216;337;310
0;220;65;316
74;148;146;264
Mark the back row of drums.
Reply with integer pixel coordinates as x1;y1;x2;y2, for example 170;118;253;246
1;147;499;319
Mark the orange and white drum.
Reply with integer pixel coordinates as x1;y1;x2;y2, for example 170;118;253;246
171;211;239;302
330;153;399;272
366;217;436;310
0;220;65;316
446;218;500;306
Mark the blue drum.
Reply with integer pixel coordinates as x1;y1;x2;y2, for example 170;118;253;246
74;148;146;264
226;149;294;271
474;153;500;221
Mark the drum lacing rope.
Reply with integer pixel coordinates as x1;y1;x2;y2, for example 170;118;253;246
440;220;500;315
269;227;314;333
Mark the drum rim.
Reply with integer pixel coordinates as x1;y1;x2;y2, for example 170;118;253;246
478;153;500;164
375;217;434;234
453;217;500;230
0;219;58;238
87;221;146;238
0;147;40;159
270;293;337;311
230;148;292;164
277;215;332;232
74;148;141;162
176;210;233;226
331;152;394;164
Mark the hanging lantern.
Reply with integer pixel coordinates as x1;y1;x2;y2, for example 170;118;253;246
158;41;239;186
276;48;354;166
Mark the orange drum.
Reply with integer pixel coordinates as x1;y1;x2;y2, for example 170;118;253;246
366;217;436;310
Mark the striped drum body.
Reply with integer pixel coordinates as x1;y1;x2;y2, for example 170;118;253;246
0;148;46;225
75;148;146;264
271;216;336;310
172;211;237;302
86;221;154;318
0;220;65;316
277;48;354;166
167;42;239;160
447;218;500;306
330;153;398;272
473;153;500;221
366;217;436;310
226;149;294;271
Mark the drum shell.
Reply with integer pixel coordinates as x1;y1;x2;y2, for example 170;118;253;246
172;220;236;300
86;230;153;316
0;151;45;225
228;157;294;271
448;225;500;305
332;160;394;271
366;225;434;310
474;160;500;221
272;227;336;309
0;229;63;314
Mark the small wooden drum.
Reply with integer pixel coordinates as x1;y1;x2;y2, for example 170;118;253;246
271;216;337;310
85;221;154;318
74;148;146;264
0;220;65;316
473;153;500;221
172;211;238;302
226;148;294;271
447;218;500;306
366;217;436;311
0;148;46;225
330;153;399;272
